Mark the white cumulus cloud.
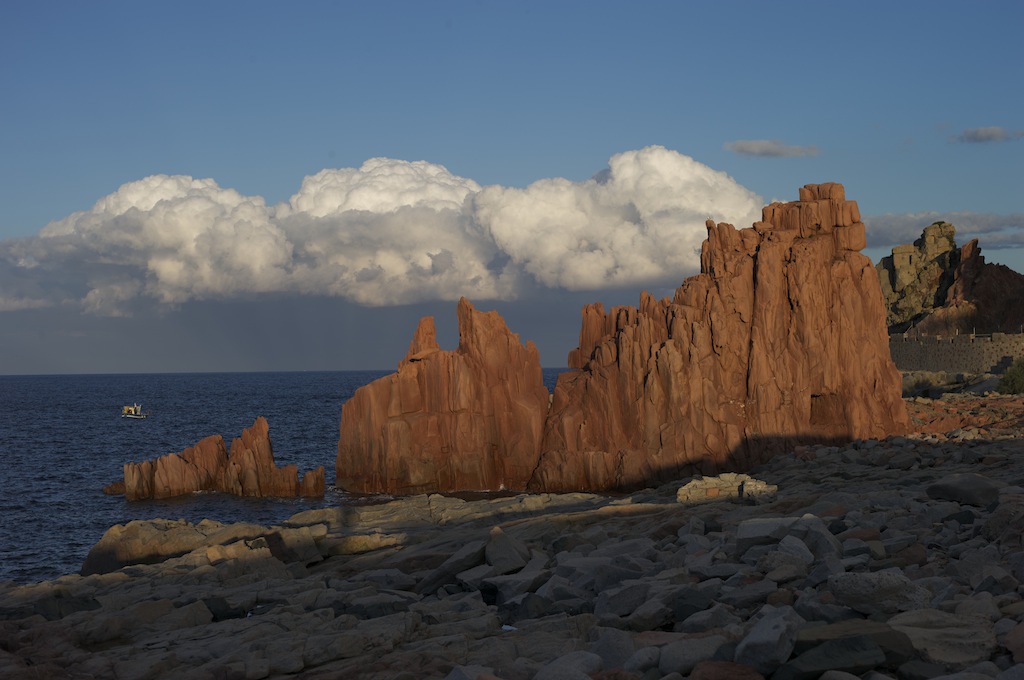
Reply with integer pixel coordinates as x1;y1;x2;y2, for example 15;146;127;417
474;146;763;289
274;158;503;306
33;175;292;314
280;158;481;218
0;148;766;315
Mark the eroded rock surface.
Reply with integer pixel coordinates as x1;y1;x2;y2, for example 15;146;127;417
336;297;550;494
877;221;960;332
531;183;908;492
120;416;324;500
877;221;1024;334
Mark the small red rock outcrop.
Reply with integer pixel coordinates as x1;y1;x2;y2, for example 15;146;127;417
336;297;550;494
120;416;324;500
530;183;909;492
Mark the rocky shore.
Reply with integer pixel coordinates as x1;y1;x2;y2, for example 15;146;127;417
2;394;1023;680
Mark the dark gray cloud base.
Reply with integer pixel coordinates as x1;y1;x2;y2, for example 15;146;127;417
954;126;1023;144
724;139;819;158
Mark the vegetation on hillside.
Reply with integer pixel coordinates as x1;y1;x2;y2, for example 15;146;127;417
1000;357;1024;394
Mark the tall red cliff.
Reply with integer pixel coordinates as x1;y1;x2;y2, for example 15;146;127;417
335;183;908;495
336;297;550;494
529;183;909;492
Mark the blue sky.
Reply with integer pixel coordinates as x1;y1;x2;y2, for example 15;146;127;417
0;1;1021;374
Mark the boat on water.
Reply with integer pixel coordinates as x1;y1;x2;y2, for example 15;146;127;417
121;403;147;419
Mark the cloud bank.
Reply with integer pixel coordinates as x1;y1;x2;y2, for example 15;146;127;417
0;147;765;316
724;139;819;158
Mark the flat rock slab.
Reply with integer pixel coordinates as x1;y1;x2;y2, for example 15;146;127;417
887;608;997;668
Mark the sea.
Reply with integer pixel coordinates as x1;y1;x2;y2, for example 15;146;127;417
0;369;564;585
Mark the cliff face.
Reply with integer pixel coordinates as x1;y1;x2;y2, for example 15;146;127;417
911;239;1024;336
336;183;908;495
335;297;550;494
878;222;1024;335
530;183;909;492
121;417;324;500
876;222;959;332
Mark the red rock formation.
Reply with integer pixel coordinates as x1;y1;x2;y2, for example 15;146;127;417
121;416;324;500
530;183;909;492
336;297;550;494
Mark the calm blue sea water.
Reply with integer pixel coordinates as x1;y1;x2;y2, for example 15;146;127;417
0;369;564;584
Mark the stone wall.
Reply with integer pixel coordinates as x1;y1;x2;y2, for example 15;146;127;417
889;332;1024;373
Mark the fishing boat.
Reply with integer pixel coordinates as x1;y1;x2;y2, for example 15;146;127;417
121;403;147;419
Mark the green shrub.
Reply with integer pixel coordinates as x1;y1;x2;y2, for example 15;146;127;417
1000;357;1024;394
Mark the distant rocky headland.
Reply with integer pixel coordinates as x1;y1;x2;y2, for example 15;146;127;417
877;221;1024;392
878;221;1024;336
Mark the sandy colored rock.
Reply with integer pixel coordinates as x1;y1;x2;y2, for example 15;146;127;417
531;183;907;492
336;297;550;494
80;518;273;575
877;221;959;331
121;416;324;500
878;221;1024;334
676;473;777;505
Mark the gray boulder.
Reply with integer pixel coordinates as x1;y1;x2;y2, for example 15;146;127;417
828;569;931;616
734;604;804;675
927;473;1006;507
